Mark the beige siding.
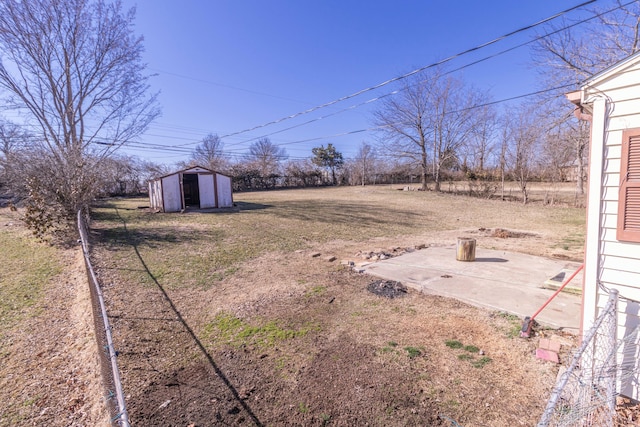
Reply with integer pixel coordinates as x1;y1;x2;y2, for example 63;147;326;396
582;56;640;399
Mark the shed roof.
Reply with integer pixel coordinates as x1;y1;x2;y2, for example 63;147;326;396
151;165;231;182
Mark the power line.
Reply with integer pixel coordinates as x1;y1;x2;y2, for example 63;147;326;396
117;83;574;157
10;0;612;163
216;0;597;141
148;68;321;108
220;3;616;149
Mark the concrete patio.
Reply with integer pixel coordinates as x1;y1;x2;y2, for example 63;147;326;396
362;245;583;332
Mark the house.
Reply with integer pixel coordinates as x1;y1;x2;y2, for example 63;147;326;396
558;159;587;183
148;166;233;212
568;51;640;399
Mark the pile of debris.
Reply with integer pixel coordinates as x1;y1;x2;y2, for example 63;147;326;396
476;227;536;239
367;280;408;298
355;244;426;261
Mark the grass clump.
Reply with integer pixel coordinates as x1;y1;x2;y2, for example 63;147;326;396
204;312;318;347
446;339;491;368
404;346;422;359
494;312;524;338
464;344;479;353
472;356;493;368
305;285;326;298
445;340;463;349
379;341;399;354
319;413;331;425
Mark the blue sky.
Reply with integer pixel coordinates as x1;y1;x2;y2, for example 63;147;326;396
120;0;599;166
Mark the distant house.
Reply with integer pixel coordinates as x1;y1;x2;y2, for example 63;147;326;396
558;159;587;182
568;51;640;399
148;166;233;212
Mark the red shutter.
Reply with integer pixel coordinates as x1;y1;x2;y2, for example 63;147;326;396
617;129;640;242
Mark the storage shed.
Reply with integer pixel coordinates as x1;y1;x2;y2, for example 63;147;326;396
569;51;640;399
148;166;233;212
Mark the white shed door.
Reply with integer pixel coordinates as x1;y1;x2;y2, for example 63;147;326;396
198;174;216;208
216;174;233;207
162;174;182;212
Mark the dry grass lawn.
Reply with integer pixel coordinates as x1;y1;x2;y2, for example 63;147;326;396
1;183;586;426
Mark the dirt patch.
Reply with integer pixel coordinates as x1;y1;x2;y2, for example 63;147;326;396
91;241;559;426
475;227;538;239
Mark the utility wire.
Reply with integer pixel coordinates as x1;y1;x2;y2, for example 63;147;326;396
26;0;605;158
225;0;626;149
216;0;597;141
88;0;623;156
118;83;573;156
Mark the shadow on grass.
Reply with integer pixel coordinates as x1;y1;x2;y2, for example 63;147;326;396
106;207;264;426
235;201;272;211
91;226;216;249
271;200;425;227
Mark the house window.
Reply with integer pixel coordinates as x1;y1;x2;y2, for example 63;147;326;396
617;128;640;242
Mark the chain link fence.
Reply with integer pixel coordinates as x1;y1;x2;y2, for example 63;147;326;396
538;289;619;426
77;211;130;426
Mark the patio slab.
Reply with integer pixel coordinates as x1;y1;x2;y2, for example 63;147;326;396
362;245;583;332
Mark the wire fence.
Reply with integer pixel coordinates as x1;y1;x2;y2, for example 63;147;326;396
77;210;130;426
538;289;619;427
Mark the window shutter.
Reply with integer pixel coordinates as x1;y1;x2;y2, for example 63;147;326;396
617;129;640;242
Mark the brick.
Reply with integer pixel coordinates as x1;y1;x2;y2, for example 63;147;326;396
309;252;321;258
325;256;337;262
547;339;561;353
536;348;559;364
538;338;562;353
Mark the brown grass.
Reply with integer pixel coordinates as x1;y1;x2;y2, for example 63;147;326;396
85;185;585;426
1;184;586;426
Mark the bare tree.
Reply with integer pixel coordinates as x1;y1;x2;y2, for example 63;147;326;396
497;111;512;201
532;1;640;196
374;69;480;191
0;0;159;237
191;133;228;172
465;104;498;173
0;120;31;196
507;105;543;204
353;142;377;186
247;137;288;178
283;159;322;187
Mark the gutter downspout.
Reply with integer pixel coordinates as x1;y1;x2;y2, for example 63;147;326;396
576;107;592;340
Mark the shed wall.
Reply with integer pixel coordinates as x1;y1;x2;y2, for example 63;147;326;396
149;180;163;211
149;168;233;212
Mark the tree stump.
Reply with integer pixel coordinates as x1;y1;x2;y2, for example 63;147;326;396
456;237;476;262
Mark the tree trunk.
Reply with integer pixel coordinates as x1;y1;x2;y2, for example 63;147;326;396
456;238;476;261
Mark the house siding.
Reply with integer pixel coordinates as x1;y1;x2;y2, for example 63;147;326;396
581;56;640;399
